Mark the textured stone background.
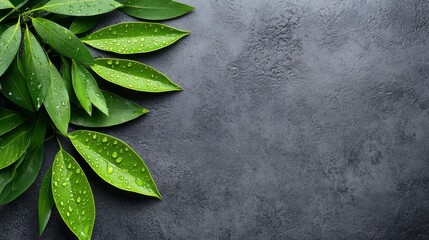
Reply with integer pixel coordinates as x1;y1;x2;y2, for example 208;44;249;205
1;0;429;239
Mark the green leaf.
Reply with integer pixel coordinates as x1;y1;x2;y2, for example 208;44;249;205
81;22;190;54
0;0;14;10
71;61;91;115
0;124;32;170
69;16;99;35
23;27;50;110
69;130;161;198
40;0;122;16
91;58;182;92
31;0;49;8
44;61;70;136
119;0;194;20
70;90;149;127
60;57;74;98
72;60;108;116
0;108;25;136
52;149;95;240
0;58;34;112
31;111;47;145
0;164;14;194
32;18;94;66
0;145;44;204
38;167;54;236
0;21;21;77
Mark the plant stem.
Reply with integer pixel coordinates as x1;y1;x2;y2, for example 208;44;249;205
0;8;16;23
55;137;63;149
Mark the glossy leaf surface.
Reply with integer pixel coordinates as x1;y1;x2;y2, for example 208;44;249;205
72;60;108;115
0;22;21;77
44;62;70;135
120;0;194;20
82;22;190;54
31;112;47;145
0;124;32;170
92;58;182;92
0;145;44;204
52;149;95;240
70;16;99;35
32;18;93;66
70;90;149;127
69;130;161;198
0;108;24;136
23;27;50;109
40;0;122;16
0;164;14;194
38;167;54;236
0;58;34;111
60;57;74;98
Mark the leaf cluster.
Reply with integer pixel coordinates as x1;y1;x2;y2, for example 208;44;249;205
0;0;193;239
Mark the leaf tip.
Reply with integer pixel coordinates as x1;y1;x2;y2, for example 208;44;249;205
141;108;150;114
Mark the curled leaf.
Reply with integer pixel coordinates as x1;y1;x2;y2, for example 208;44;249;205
72;60;108;116
71;90;149;128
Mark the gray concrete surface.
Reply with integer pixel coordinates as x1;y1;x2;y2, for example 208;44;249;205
1;0;429;239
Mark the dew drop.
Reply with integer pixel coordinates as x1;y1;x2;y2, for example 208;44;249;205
107;165;114;174
135;178;144;186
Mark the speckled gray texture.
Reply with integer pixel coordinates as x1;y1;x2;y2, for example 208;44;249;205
1;0;429;239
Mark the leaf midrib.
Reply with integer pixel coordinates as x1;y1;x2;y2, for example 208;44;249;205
0;129;27;151
41;0;118;9
34;19;82;59
0;24;19;61
0;112;19;122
